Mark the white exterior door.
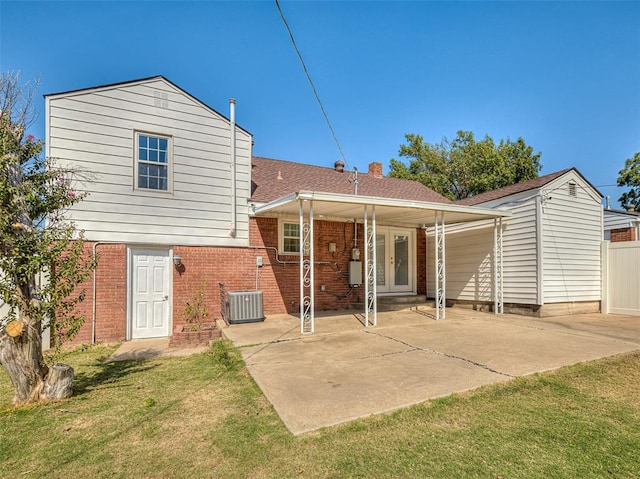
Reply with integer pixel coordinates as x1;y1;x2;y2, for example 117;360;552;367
376;228;414;294
131;249;171;339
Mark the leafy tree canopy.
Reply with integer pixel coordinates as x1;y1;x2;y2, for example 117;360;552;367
389;131;542;201
1;72;95;405
617;152;640;212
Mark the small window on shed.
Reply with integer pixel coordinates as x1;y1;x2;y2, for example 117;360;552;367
568;182;577;197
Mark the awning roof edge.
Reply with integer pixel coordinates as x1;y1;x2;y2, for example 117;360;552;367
252;190;511;227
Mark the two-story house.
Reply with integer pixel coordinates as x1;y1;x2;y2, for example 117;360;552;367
45;77;603;344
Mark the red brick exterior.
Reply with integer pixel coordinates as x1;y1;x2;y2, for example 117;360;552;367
610;227;637;242
68;218;426;344
416;229;427;296
69;243;128;344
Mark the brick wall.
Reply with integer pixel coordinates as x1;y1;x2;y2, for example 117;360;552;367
610;227;637;242
250;218;365;311
416;229;427;295
67;243;127;345
68;219;426;344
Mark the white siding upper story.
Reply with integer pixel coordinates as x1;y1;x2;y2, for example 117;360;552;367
45;77;252;247
429;169;603;306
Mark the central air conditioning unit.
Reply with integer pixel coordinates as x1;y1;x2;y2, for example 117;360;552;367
226;290;265;324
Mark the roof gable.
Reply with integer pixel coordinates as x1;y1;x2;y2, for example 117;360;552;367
456;168;601;206
45;76;251;136
251;156;451;204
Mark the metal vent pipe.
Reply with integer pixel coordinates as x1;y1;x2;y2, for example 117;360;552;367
229;98;237;237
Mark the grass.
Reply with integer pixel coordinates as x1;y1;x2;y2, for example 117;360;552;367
1;341;639;478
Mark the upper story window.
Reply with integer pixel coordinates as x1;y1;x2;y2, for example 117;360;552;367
280;220;300;254
136;133;171;191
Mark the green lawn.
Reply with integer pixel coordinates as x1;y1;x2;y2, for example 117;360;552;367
1;341;639;478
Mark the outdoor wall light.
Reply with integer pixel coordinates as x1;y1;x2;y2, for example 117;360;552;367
173;255;182;268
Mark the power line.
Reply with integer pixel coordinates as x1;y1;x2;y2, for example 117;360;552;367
274;0;349;170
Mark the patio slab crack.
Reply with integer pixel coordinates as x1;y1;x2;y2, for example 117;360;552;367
365;330;514;379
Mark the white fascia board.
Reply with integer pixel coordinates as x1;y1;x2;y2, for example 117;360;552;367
44;76;164;100
251;193;299;216
253;190;511;224
294;190;511;218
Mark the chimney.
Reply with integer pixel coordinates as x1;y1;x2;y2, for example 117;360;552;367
368;162;383;178
334;160;344;172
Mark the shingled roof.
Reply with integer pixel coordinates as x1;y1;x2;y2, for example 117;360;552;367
251;156;451;204
456;168;578;206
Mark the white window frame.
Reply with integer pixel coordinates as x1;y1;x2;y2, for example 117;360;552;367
279;219;301;254
134;131;173;193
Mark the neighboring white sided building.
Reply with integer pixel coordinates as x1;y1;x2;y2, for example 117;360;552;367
431;168;604;317
603;208;640;242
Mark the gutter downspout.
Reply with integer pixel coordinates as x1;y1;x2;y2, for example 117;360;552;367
91;241;102;344
229;98;237;238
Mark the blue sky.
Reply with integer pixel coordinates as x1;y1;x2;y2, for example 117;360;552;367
2;0;639;206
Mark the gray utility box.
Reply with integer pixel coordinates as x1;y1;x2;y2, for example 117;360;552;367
349;261;362;286
227;290;265;324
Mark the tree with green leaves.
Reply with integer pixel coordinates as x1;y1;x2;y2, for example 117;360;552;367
617;152;640;212
389;131;542;201
0;72;96;405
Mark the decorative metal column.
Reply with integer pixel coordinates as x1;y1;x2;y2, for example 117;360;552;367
434;211;446;320
299;199;314;333
364;205;377;327
424;227;429;301
493;217;504;314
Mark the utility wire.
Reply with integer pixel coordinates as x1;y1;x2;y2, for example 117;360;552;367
275;0;349;170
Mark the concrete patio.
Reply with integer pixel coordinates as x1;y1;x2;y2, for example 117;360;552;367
219;308;640;435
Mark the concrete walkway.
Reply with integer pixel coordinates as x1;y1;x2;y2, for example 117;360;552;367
220;308;640;435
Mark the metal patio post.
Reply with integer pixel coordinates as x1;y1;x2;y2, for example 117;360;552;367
364;205;377;327
299;199;314;333
435;211;446;320
493;217;504;314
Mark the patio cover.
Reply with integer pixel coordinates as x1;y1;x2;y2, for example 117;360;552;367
252;190;511;333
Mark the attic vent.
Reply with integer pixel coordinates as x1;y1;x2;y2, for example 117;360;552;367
568;182;577;197
153;91;169;108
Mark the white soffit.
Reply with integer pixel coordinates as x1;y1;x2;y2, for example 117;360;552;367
252;191;511;227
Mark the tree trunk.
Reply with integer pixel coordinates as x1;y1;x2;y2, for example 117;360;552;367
0;324;47;405
0;319;75;405
41;363;74;400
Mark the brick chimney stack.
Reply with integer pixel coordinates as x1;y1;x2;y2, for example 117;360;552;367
368;162;383;178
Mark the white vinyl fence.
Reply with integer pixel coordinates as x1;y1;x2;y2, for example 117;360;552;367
602;241;640;316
